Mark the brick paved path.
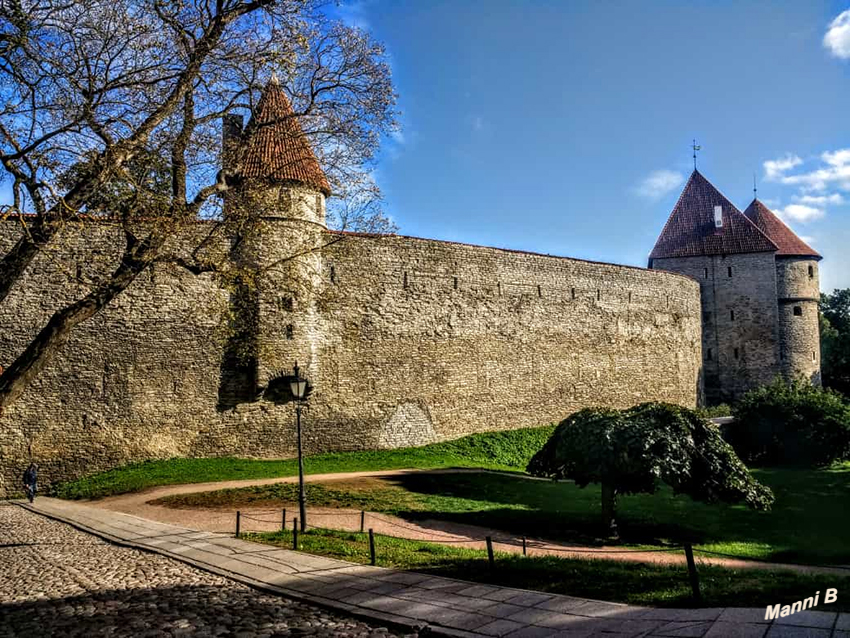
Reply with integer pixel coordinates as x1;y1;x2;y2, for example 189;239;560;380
0;504;417;638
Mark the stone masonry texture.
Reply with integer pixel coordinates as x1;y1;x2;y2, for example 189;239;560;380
0;214;702;496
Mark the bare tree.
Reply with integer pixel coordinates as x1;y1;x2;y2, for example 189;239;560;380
0;0;398;413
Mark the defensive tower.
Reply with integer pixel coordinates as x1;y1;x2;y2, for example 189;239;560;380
743;199;822;385
218;77;331;406
649;170;822;404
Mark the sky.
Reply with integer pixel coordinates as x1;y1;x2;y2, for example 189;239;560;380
335;0;850;293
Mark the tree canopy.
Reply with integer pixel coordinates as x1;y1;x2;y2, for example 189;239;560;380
821;289;850;397
527;403;774;537
0;0;398;414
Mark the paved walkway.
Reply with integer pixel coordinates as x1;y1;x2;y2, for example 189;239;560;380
90;469;849;576
18;498;850;638
0;503;415;638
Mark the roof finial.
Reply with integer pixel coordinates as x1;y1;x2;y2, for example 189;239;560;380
692;139;701;171
269;71;280;86
753;172;757;199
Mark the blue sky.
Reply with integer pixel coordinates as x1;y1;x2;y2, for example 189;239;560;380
339;0;850;292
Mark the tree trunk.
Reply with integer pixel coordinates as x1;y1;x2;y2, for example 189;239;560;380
0;252;151;415
601;482;619;539
0;219;56;306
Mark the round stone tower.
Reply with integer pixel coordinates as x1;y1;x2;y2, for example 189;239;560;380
743;200;822;385
219;76;331;404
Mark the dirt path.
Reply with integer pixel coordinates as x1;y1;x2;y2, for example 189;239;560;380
87;468;849;576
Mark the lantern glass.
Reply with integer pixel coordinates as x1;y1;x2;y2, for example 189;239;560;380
290;378;307;399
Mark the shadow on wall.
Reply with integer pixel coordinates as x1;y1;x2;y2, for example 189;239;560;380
217;276;260;411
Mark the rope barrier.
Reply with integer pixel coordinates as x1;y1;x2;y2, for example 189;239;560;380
233;508;845;573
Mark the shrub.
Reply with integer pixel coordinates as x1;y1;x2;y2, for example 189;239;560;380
527;402;773;537
696;403;732;419
727;379;850;467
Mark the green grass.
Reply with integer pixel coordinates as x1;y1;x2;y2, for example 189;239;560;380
52;425;555;500
245;528;850;611
158;462;850;566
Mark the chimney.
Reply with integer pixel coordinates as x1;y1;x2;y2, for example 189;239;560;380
222;114;244;174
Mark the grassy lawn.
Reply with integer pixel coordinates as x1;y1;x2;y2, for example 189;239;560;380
52;425;555;500
157;462;850;566
244;528;850;611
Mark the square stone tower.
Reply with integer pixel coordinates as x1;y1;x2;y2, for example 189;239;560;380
649;170;821;404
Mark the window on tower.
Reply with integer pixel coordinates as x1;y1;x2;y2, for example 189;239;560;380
808;265;814;278
728;266;733;278
793;306;803;316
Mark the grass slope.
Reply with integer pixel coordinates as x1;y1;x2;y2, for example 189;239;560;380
53;425;555;500
158;462;850;565
246;528;850;611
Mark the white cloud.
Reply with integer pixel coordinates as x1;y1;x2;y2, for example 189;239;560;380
775;204;825;223
824;9;850;59
767;148;850;192
635;170;684;200
390;129;405;145
793;193;844;205
764;154;803;181
822;148;850;166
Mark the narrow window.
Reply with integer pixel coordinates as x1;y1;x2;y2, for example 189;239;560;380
808;265;814;278
704;267;709;279
280;296;293;312
403;271;408;289
628;292;632;303
497;282;501;296
453;276;458;290
734;347;739;360
571;288;576;300
793;306;803;316
75;264;83;280
706;348;713;361
730;310;735;321
812;351;817;362
597;289;601;301
728;266;733;278
330;265;335;283
286;324;294;340
537;285;542;298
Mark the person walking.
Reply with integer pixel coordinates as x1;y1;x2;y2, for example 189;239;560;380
23;463;38;503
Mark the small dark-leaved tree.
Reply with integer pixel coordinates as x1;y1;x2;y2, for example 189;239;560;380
527;403;774;538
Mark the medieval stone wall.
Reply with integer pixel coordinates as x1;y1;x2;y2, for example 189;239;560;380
651;252;780;404
0;220;702;495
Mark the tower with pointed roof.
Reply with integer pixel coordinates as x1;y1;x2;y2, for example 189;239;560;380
219;77;332;405
649;170;822;403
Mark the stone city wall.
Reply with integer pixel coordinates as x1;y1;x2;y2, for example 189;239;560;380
0;220;702;495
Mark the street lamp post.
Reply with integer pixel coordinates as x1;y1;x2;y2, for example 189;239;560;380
290;362;309;533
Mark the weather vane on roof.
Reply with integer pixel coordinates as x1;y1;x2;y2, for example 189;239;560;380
692;139;701;170
753;173;758;199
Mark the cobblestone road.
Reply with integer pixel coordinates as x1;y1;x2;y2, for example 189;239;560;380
0;504;418;638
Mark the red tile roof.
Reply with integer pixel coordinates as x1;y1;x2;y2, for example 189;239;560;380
241;78;331;196
649;171;777;263
742;199;821;260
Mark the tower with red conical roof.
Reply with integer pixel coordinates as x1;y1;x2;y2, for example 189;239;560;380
743;198;822;385
218;76;332;406
649;170;822;404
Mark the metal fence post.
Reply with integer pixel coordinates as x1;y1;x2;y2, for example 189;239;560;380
281;508;287;531
522;536;527;556
684;543;701;603
360;510;366;533
369;529;376;566
293;518;299;550
235;511;241;538
486;536;495;568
